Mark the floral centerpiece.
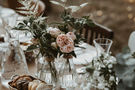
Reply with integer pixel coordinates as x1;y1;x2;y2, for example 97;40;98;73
86;53;118;90
14;0;95;87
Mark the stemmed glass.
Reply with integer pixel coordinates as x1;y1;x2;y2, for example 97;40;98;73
93;38;113;57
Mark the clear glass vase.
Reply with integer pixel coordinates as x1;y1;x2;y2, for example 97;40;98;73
55;57;77;89
37;57;57;86
1;38;29;80
0;42;10;73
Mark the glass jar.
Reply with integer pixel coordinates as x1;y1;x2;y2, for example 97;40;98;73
55;56;77;89
0;42;10;72
37;57;57;86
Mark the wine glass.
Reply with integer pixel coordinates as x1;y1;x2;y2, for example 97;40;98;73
93;38;113;57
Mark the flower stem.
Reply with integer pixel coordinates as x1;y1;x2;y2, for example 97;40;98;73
67;58;71;72
48;61;57;82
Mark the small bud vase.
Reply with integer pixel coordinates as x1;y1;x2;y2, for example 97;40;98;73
55;55;77;89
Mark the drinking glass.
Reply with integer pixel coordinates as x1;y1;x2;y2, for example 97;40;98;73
93;38;113;56
37;57;55;85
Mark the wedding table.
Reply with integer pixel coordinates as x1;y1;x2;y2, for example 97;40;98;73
0;43;97;90
0;6;98;90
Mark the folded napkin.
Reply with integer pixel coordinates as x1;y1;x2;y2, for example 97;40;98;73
73;43;97;65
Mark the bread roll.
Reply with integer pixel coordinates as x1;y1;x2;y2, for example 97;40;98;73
9;75;52;90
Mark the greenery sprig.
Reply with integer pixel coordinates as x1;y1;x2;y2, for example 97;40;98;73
61;11;95;30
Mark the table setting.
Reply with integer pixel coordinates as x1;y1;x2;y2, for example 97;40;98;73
0;0;119;90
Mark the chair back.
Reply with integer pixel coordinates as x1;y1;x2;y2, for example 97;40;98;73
80;23;114;45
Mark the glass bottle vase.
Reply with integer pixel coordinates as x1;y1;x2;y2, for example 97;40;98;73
37;57;57;86
55;57;77;89
1;38;29;80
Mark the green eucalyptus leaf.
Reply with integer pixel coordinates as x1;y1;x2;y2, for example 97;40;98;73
18;25;25;29
26;44;38;52
59;52;63;57
23;20;28;25
40;24;46;29
33;24;38;29
18;22;24;26
29;17;35;24
87;22;95;27
132;52;135;58
71;51;76;58
82;16;89;19
86;67;94;74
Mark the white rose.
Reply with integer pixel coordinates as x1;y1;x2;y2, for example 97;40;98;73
47;27;61;37
109;70;112;73
109;76;115;81
108;64;113;68
97;83;104;89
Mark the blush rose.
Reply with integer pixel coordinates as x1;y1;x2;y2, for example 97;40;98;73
56;34;74;53
66;32;76;40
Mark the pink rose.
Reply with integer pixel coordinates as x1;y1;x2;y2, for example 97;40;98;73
66;32;76;40
60;44;74;53
56;34;74;47
47;27;61;37
56;34;74;53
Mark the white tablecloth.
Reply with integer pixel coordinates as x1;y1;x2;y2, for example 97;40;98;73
73;43;97;65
